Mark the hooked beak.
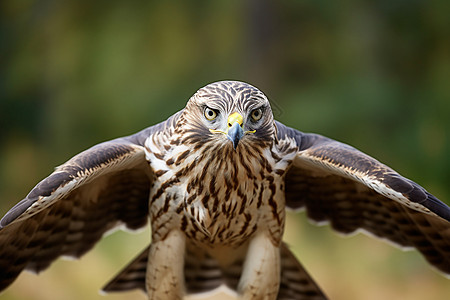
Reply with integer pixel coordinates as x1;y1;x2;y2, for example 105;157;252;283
209;112;255;150
227;121;244;149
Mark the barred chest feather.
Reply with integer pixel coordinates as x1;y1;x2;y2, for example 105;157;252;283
145;132;297;247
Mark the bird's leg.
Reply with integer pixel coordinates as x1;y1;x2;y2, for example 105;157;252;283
238;232;280;300
146;230;186;300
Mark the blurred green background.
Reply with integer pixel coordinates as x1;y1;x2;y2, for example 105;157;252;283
1;1;449;299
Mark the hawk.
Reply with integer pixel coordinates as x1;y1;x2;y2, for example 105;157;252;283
1;81;449;300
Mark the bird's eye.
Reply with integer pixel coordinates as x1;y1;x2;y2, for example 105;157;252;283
250;108;263;122
204;107;218;121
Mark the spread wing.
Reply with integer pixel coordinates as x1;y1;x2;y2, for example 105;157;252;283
0;114;179;292
276;121;450;275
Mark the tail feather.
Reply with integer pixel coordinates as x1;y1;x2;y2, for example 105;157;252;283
102;244;226;294
102;246;148;293
102;243;328;299
278;244;328;300
184;245;225;293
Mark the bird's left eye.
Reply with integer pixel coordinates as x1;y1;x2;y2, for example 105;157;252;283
204;107;218;121
250;108;263;122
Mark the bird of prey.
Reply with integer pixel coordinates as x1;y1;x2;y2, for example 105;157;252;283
1;81;449;300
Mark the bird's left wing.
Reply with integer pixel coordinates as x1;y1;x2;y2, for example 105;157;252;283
275;121;450;275
0;114;179;291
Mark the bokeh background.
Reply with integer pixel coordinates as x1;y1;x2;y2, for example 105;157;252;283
1;1;449;299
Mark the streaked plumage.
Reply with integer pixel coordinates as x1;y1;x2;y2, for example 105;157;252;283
1;81;449;299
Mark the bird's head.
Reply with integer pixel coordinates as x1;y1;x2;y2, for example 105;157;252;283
182;81;275;150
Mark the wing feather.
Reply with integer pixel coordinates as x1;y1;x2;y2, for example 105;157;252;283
276;121;450;274
0;118;178;291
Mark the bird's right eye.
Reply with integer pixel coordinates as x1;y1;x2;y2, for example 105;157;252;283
204;107;218;121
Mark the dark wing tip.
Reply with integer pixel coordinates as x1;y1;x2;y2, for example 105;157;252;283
421;191;450;222
296;132;450;223
0;141;143;229
386;175;450;222
0;171;75;228
0;199;33;228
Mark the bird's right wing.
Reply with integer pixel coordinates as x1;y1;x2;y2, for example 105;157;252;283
0;113;181;291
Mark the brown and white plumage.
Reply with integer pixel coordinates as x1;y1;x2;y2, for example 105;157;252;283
1;81;449;299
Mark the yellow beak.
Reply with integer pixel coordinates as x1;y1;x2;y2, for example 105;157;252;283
227;112;243;127
226;113;244;149
209;112;255;149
